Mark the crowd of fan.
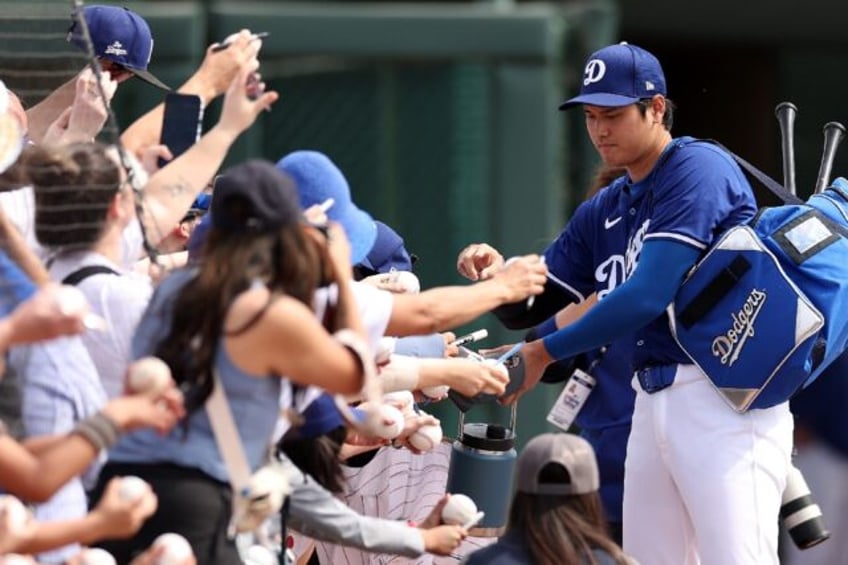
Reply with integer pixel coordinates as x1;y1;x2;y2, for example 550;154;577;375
0;5;634;565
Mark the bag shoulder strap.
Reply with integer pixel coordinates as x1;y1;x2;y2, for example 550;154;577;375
60;265;120;286
702;139;804;206
206;369;254;534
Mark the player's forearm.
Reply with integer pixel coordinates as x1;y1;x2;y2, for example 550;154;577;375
139;126;237;246
541;241;699;361
387;280;512;336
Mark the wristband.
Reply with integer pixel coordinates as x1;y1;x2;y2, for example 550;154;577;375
526;317;558;342
333;329;380;403
378;354;421;392
71;412;122;451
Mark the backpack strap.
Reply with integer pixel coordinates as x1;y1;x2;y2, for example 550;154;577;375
60;265;120;286
702;139;804;206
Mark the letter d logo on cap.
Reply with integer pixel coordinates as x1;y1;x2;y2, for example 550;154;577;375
583;59;606;86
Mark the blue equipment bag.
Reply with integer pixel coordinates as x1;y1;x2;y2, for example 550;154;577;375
670;158;848;412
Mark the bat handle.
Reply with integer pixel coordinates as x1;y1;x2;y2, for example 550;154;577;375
775;102;798;195
814;121;846;194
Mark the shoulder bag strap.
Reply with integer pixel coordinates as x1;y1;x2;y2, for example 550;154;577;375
206;369;254;538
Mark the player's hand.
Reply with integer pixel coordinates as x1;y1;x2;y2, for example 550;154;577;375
420;524;467;556
456;243;504;281
489;254;547;303
499;341;553;405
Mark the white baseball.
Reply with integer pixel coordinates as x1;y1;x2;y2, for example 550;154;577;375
421;384;449;398
0;495;30;536
118;475;149;502
408;423;443;452
79;548;117;565
393;271;420;294
369;404;405;439
152;533;194;565
244;544;277;565
441;493;478;526
127;356;172;394
382;390;415;414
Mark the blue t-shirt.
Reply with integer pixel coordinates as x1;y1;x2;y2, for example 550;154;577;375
543;137;757;369
109;269;282;483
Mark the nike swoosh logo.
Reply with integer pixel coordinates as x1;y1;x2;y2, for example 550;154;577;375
604;216;622;229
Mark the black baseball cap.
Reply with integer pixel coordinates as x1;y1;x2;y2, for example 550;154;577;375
211;160;301;234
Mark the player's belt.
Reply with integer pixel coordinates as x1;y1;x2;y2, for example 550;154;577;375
635;365;676;393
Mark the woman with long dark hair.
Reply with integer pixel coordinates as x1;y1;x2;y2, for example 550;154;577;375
466;433;635;565
92;160;371;564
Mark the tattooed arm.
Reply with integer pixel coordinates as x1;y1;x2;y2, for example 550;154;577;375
138;59;278;247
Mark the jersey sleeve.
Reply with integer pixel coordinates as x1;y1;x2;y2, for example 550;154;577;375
645;142;756;250
543;198;598;303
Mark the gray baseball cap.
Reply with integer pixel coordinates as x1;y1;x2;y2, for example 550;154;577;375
516;433;600;496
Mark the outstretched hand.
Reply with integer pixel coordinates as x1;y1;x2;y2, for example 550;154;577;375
456;243;504;281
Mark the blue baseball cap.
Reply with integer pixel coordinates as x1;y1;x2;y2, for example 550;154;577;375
276;151;377;265
68;5;170;91
358;221;413;274
186;213;211;262
559;42;666;110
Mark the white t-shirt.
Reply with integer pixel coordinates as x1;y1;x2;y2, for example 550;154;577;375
0;186;45;259
47;221;152;399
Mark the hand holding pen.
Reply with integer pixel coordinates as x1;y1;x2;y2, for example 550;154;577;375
212;31;269;53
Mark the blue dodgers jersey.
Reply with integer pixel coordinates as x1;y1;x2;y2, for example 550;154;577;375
544;137;757;369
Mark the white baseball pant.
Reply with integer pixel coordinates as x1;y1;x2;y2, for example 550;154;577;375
622;363;793;565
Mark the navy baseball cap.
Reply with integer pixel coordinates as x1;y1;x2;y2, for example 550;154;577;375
358;221;413;274
276;150;377;265
559;42;666;110
295;393;367;439
68;5;170;91
211;160;301;234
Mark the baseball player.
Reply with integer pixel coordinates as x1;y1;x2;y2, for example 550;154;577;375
459;42;792;565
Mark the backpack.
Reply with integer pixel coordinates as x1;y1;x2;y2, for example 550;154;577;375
668;148;848;412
